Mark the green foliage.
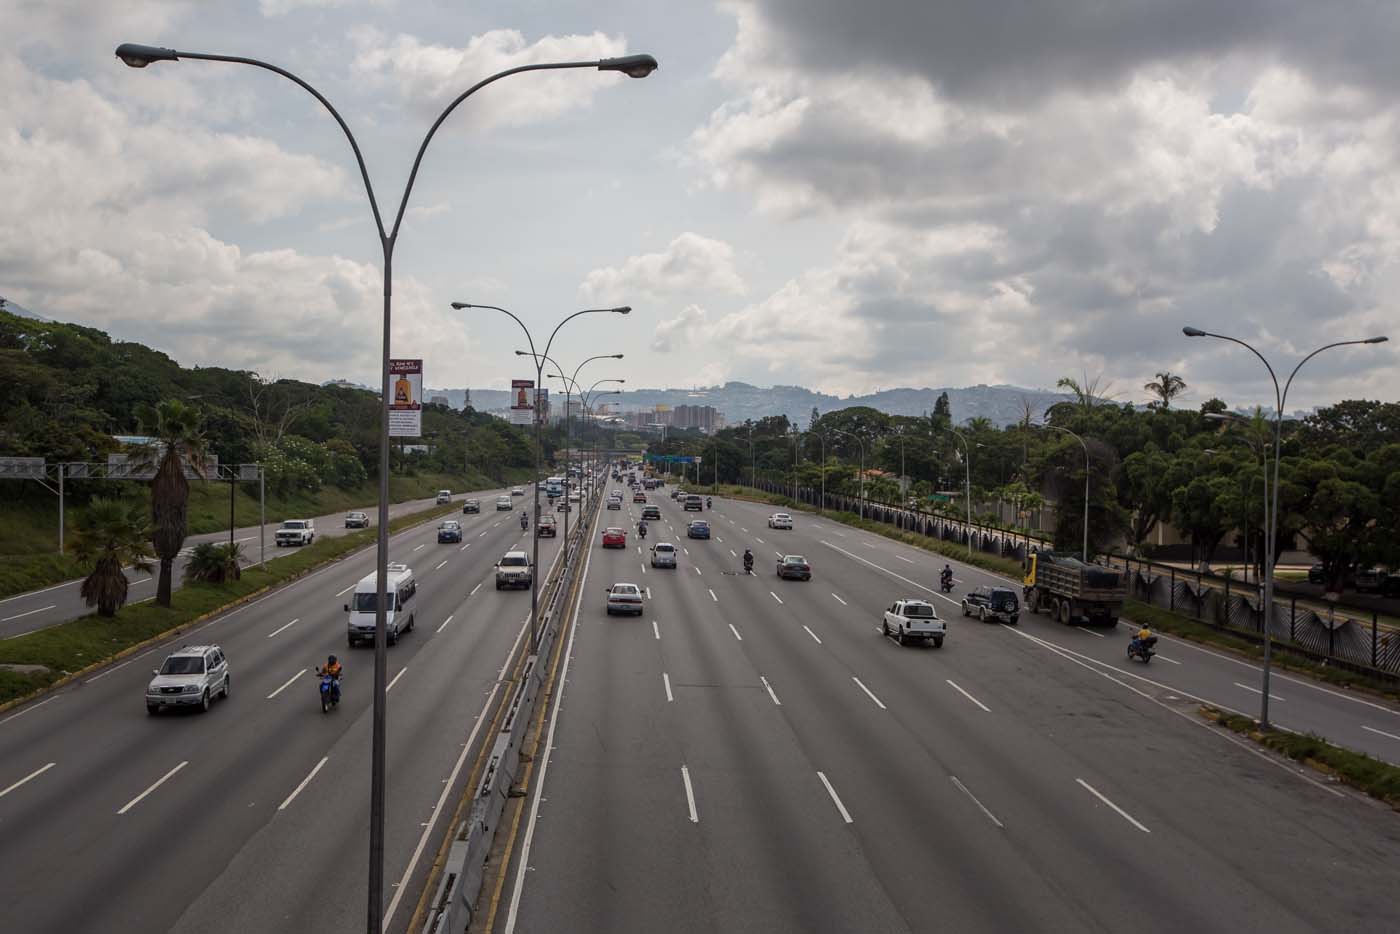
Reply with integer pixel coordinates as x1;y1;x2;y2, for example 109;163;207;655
183;542;243;585
69;497;152;618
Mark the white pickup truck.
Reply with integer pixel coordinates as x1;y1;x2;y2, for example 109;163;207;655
882;599;946;647
275;518;316;547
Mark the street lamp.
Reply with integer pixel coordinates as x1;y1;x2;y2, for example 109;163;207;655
457;306;628;661
1204;411;1269;586
1040;424;1090;564
116;39;656;933
539;354;624;540
825;427;866;519
932;425;975;557
1182;326;1387;729
799;430;826;512
577;378;625;497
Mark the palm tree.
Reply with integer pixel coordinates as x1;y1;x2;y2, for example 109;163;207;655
141;399;208;607
184;542;244;585
1144;371;1187;409
70;498;153;618
1056;372;1118;412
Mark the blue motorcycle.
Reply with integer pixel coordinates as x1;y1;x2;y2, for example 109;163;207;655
319;673;341;712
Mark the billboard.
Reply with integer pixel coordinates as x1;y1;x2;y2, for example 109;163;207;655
509;378;535;426
389;359;423;437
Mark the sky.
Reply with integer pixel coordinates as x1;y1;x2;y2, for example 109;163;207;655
2;0;1397;413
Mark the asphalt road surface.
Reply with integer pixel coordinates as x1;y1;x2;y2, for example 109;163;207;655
500;481;1400;934
0;488;561;933
0;486;521;640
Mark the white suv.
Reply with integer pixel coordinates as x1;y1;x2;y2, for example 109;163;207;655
146;645;230;714
495;551;533;589
768;513;793;530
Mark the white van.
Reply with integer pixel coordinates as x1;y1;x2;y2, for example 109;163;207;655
436;489;452;504
345;562;417;647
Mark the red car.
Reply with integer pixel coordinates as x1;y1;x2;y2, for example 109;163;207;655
602;527;627;548
633;492;646;503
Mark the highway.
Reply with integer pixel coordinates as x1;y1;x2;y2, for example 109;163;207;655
0;486;515;640
0;487;562;933
501;479;1400;934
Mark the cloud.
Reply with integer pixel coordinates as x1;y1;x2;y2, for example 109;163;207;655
682;3;1400;407
407;199;451;219
580;233;745;303
260;0;392;15
651;304;707;352
349;27;629;129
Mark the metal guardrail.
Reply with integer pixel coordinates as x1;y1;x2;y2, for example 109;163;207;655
420;478;603;933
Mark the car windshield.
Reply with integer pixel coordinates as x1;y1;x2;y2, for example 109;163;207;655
500;556;528;567
784;556;806;565
351;592;397;611
613;585;639;596
656;545;674;552
904;604;935;618
160;655;205;675
282;521;306;529
691;521;708;528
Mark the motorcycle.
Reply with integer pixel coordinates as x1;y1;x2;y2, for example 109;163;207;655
319;673;341;712
638;523;648;540
706;498;712;509
743;555;754;575
1128;636;1157;664
940;575;954;594
520;513;529;530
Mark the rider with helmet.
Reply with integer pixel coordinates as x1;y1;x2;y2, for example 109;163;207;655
637;519;648;539
743;548;754;574
316;654;342;703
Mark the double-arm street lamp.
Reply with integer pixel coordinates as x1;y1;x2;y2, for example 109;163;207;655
1182;327;1388;729
114;41;656;933
825;427;866;519
798;430;827;512
1039;424;1090;564
933;425;975;557
532;352;624;546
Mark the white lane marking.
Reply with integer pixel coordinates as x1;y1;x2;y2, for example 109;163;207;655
852;676;887;710
683;547;690;556
386;666;408;692
663;672;674;702
336;583;355;597
646;587;653;599
266;669;307;699
729;623;743;641
951;775;1004;828
831;593;847;606
681;765;699;823
822;540;958;606
640;564;648;575
267;618;299;638
709;589;717;603
803;625;823;644
895;555;915;564
652;620;660;640
863;542;877;549
1073;626;1106;638
479;531;489;538
760;676;782;706
715;537;724;543
1154;653;1182;664
85;653;154;683
832;531;847;537
729;549;737;558
435;560;448;571
278;756;329;811
740;527;749;533
470;583;481;596
817;771;853;823
946;679;992;712
755;537;765;545
770;591;784;605
694;566;702;577
1;604;55;622
774;551;783;559
1362;725;1400;742
0;695;58;726
412;544;425;552
436;615;455;634
460;543;471;552
1234;681;1284;701
1076;778;1150;833
0;762;55;799
118;760;188;814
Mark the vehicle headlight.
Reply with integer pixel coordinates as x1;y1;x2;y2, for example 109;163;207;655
183;684;201;693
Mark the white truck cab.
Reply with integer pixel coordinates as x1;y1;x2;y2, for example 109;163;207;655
275;519;315;546
882;599;946;647
345;563;417;647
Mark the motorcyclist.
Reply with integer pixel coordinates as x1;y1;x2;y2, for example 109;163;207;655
743;548;754;574
706;497;712;509
637;520;648;539
940;564;954;591
520;511;529;530
316;654;342;702
1130;626;1152;654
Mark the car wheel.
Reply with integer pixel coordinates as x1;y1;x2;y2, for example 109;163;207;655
496;581;502;590
934;637;944;648
979;607;987;622
348;636;356;649
897;628;907;646
223;675;231;700
1009;616;1019;626
961;602;969;617
147;704;159;716
200;689;211;713
388;629;398;646
881;619;889;637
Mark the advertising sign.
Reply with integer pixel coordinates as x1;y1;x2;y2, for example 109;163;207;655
389;359;423;437
509;378;535;426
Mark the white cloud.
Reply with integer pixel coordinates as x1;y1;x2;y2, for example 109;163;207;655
349;27;629;129
580;233;745;303
407;199;451;219
651;303;707;352
260;0;388;15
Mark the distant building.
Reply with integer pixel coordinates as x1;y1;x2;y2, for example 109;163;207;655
671;404;724;432
428;394;450;407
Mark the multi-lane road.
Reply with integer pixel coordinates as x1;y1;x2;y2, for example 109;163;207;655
500;480;1400;934
0;487;561;933
0;489;487;640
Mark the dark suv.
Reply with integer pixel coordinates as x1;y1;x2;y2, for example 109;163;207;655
961;586;1020;624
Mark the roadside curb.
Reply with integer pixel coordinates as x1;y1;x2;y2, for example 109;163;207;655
0;496;478;716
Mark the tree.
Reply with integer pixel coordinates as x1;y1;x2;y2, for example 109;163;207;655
142;399;208;607
70;497;153;618
184;542;244;585
1144;371;1187;409
933;392;951;422
808;406;820;433
1055;372;1118;412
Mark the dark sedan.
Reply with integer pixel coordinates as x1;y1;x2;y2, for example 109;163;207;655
437;520;463;544
686;520;711;539
776;555;811;580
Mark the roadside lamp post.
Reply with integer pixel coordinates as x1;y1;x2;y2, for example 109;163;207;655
1203;414;1269;586
1183;327;1388;729
114;41;655;933
825;427;866;519
575;382;624;499
1038;424;1089;564
933;425;975;557
537;355;624;550
798;430;826;512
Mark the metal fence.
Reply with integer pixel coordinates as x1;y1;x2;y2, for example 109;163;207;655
751;479;1400;681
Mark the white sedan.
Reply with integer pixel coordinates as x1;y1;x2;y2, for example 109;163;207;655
768;513;794;530
605;582;644;616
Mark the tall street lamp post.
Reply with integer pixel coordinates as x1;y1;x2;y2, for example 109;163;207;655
826;427;866;519
1183;327;1387;729
114;42;656;933
536;353;624;550
799;430;826;512
933;425;975;557
1204;411;1269;586
1039;424;1090;564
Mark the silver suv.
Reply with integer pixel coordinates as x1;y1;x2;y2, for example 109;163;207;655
495;551;533;590
650;542;678;568
146;645;230;714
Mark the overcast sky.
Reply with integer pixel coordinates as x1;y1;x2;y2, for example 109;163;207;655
3;0;1396;411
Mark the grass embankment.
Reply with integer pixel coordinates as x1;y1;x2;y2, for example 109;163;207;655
0;498;465;708
1202;706;1400;809
720;484;1400;701
0;467;532;599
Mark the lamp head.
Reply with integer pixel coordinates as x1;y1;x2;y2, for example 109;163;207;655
598;54;658;79
1364;336;1389;344
115;43;178;68
1182;326;1207;337
450;301;475;310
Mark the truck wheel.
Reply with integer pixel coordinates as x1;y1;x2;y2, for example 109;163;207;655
961;603;969;617
348;635;355;649
1058;599;1071;625
934;637;944;648
388;629;398;646
978;607;987;622
897;628;907;646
